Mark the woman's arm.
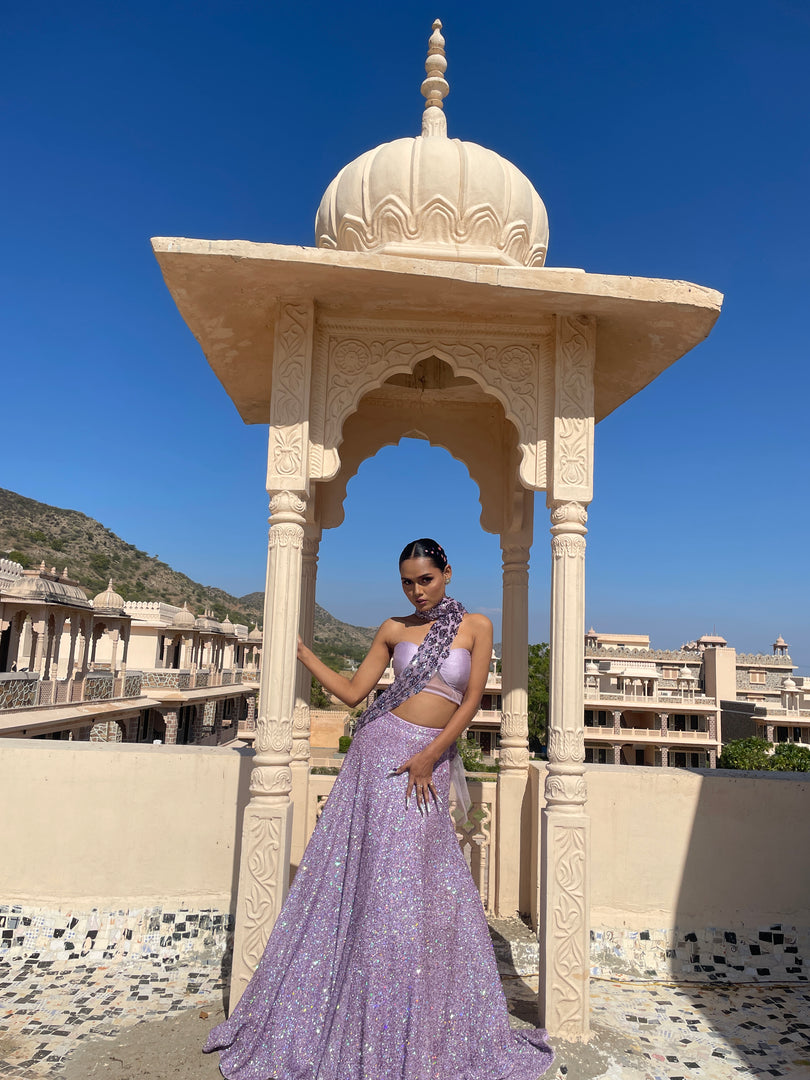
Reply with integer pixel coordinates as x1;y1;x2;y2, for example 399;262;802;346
396;614;494;805
297;620;395;708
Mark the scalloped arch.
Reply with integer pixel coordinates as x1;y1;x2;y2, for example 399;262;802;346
311;321;552;493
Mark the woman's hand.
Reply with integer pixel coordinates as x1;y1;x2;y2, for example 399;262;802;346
395;748;439;813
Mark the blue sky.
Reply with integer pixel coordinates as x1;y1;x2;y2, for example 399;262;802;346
3;0;809;669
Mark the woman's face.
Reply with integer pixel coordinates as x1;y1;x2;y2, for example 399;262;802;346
399;556;450;614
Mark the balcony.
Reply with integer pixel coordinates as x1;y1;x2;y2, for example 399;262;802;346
584;687;716;708
0;669;144;711
585;724;714;742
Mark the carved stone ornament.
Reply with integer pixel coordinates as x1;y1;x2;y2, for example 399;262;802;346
255;717;293;754
268;304;313;488
268;525;304;551
549;821;588;1033
249;765;293;797
290;739;311;762
310;319;553;491
500;711;529;739
549;501;588;527
241;815;282;972
553;316;594;500
499;746;531;770
268;491;307;517
545;772;587;805
551;535;586;559
547;727;585;763
292;704;311;735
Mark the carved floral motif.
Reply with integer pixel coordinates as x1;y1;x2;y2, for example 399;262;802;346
310;319;553;490
549;501;588;527
268;525;304;551
549;822;587;1033
551;535;586;559
241;815;282;972
554;315;594;498
269;491;307;517
547;728;585;763
545;772;587;805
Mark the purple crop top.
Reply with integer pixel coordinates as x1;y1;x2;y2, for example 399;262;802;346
392;641;471;705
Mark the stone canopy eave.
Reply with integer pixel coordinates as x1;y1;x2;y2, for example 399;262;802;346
151;236;723;427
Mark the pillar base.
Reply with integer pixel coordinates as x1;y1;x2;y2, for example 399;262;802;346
229;800;294;1010
539;808;591;1041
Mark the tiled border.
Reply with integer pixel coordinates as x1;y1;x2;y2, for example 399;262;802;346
0;903;233;970
591;924;809;983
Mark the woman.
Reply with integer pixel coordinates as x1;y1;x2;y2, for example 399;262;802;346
204;539;553;1079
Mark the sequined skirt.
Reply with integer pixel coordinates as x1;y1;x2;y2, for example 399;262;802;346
203;711;553;1080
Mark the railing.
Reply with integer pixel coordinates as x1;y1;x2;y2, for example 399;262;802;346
471;709;501;725
764;708;810;720
0;671;145;711
584;689;715;706
585;725;713;741
142;669;192;690
304;769;498;913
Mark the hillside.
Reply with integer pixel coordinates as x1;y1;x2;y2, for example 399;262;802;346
0;488;375;659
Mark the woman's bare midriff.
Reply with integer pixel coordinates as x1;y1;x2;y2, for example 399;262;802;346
391;689;457;729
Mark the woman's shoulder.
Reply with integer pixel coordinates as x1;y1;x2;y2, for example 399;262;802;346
461;611;493;638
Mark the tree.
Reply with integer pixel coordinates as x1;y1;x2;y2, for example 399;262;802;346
718;737;773;771
771;742;810;772
310;677;332;709
527;642;550;754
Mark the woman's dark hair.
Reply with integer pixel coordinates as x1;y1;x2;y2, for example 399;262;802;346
398;538;448;571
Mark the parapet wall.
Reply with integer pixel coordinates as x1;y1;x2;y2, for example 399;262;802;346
532;762;810;982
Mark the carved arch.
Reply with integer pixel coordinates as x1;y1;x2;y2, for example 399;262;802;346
309;318;553;492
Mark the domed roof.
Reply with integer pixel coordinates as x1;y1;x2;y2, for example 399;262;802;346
221;614;235;635
783;676;797;690
172;602;196;629
315;21;548;268
248;624;263;642
93;579;126;615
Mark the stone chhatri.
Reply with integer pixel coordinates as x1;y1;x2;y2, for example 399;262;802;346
315;20;549;268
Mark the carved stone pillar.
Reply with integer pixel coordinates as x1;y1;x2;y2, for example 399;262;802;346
707;747;717;768
612;710;622;735
611;743;621;765
539;313;594;1042
658;712;668;735
660;745;669;768
495;537;531;915
230;490;306;1005
230;298;315;1009
290;524;322;868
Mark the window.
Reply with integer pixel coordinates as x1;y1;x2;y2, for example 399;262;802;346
750;671;766;684
585;747;608;764
662;667;679;680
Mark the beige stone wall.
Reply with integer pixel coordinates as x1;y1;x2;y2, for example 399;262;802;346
0;739;253;908
4;741;808;938
309;708;350;749
532;762;810;929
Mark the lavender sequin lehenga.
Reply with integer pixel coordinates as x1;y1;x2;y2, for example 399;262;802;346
204;707;554;1080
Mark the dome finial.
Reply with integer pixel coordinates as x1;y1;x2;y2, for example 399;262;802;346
421;19;449;137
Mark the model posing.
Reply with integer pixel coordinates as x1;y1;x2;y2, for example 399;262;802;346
204;539;553;1079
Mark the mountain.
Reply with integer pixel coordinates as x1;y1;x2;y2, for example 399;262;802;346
0;488;375;662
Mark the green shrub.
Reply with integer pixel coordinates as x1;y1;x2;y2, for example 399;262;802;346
719;737;773;771
311;766;341;776
457;736;483;772
771;742;810;772
338;735;352;754
8;550;32;569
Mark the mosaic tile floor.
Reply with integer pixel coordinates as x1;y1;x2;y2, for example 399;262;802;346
1;951;810;1078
